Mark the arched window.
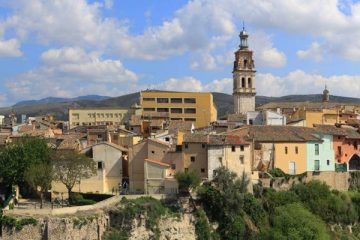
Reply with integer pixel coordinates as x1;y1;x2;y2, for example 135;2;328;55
241;78;245;88
248;78;252;88
244;59;248;68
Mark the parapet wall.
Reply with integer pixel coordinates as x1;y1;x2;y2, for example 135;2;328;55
261;171;349;191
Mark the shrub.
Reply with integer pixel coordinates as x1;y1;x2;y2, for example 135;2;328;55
175;171;201;194
270;203;330;240
195;209;212;240
268;168;286;178
69;192;96;206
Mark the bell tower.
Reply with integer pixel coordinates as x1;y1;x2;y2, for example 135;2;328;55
233;26;256;114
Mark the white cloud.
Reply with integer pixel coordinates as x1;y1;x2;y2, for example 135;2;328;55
6;47;138;101
104;0;113;9
297;42;324;62
150;77;204;92
0;38;22;57
250;32;287;68
257;70;360;97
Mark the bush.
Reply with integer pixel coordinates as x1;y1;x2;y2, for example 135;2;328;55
79;192;113;202
69;192;96;206
175;171;201;194
195;209;212;240
268;168;286;178
270;203;330;240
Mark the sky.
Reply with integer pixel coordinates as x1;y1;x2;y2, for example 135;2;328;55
0;0;360;106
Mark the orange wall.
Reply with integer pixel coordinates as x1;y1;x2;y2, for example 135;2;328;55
333;136;360;164
274;143;307;174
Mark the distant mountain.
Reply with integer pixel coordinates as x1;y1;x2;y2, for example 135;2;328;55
13;95;111;107
1;92;360;121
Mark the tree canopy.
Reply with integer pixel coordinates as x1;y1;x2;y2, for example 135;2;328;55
52;150;96;196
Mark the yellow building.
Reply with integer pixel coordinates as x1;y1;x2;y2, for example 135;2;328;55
140;90;217;128
68;107;141;128
290;108;340;128
274;142;307;175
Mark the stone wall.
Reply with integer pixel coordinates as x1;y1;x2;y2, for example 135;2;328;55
1;213;109;240
261;171;350;191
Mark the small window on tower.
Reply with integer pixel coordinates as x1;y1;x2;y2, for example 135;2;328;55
244;59;248;68
241;78;246;88
248;78;252;88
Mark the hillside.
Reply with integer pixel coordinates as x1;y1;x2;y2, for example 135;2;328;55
1;92;360;121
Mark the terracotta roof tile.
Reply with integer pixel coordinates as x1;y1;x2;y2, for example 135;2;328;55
145;159;171;167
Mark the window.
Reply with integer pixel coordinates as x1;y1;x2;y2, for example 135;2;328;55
105;114;109;118
315;144;319;155
171;108;182;113
88;113;92;118
176;145;182;152
240;145;244;151
185;143;189;149
295;146;299;154
248;78;252;88
184;98;196;103
184;108;196;114
249;119;253;125
202;144;206;149
97;113;101;118
97;134;102;139
171;164;176;170
143;97;155;101
114;113;118;117
157;108;169;112
171;118;182;121
201;168;205;173
285;147;288;154
185;118;196;122
314;160;320;171
191;156;196;162
151;150;155;154
327;160;330;165
338;146;342;155
97;161;104;170
244;59;247;68
240;156;244;164
171;98;182;103
231;146;236;152
165;137;170;142
241;78;245;88
157;98;169;103
144;108;155;112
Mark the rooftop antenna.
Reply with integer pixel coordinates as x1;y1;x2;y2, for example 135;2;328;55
242;21;245;31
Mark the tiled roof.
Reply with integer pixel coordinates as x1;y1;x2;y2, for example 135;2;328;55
150;119;164;127
148;138;171;146
208;134;249;145
168;121;193;134
56;133;86;150
228;126;321;142
145;159;171;167
183;133;209;143
88;142;128;152
129;115;142;126
314;125;360;139
258;101;343;110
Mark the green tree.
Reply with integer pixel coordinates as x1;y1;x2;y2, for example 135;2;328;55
270;203;330;240
52;150;96;198
0;136;51;186
174;171;201;195
24;163;53;208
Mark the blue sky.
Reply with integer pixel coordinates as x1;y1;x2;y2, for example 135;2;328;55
0;0;360;106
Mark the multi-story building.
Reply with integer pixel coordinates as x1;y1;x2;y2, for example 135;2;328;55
140;90;217;128
68;107;142;129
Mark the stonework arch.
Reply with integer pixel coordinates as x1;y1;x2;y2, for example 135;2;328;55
348;154;360;171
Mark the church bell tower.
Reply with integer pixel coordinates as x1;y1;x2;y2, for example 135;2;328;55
233;27;256;114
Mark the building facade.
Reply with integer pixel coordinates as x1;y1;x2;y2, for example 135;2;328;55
68;107;141;129
233;28;256;114
140;91;217;128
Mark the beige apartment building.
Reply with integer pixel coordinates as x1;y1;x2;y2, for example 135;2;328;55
140;90;217;128
68;107;142;129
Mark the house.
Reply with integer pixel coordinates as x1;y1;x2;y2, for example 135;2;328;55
314;124;360;171
246;110;286;126
52;142;128;198
128;138;178;193
207;134;253;189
